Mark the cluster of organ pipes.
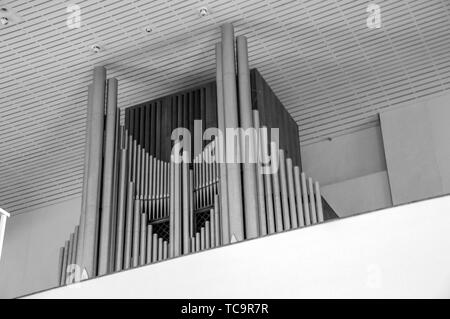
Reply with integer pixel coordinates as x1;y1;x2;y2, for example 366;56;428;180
57;23;336;286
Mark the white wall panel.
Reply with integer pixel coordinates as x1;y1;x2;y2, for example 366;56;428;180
380;94;449;205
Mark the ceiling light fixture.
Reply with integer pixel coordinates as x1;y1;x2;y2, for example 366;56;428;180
199;7;209;17
91;44;101;53
144;25;153;33
0;16;8;25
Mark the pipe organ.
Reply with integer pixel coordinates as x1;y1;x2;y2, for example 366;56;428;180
57;23;337;286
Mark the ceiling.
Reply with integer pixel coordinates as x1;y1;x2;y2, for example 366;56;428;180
1;0;449;214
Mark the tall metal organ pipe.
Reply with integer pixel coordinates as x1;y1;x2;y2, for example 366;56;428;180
81;66;106;278
221;23;245;242
98;78;118;276
236;35;259;239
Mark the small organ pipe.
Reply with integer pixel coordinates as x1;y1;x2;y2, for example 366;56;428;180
214;196;221;246
278;150;291;230
132;199;141;268
67;232;74;280
72;226;79;269
139;212;147;266
262;127;275;234
115;147;128;271
301;173;311;226
62;240;69;285
294;166;305;227
253;110;267;236
169;159;175;256
308;177;317;224
210;209;216;248
205;221;211;249
58;247;64;286
152;233;158;262
190;237;195;253
158;238;163;261
182;162;190;254
195;232;200;252
189;169;194;238
146;225;153;264
174;162;182;256
163;241;168;260
124;182;135;269
286;158;298;228
200;227;206;250
271;143;283;232
315;181;324;223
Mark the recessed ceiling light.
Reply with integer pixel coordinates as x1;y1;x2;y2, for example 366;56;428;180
0;16;8;26
199;7;209;17
91;44;101;53
144;25;153;33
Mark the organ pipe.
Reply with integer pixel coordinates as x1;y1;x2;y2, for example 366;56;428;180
253;111;267;236
76;84;93;268
236;35;259;239
81;66;107;278
278;150;291;231
221;23;245;242
98;77;118;276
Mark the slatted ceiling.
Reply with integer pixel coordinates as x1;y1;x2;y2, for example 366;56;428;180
0;0;449;214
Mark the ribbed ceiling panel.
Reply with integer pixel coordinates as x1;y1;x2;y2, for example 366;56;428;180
1;0;449;214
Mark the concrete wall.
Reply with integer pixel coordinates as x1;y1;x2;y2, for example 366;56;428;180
301;126;387;186
380;93;450;205
27;195;450;299
0;197;81;299
321;171;392;218
301;125;391;217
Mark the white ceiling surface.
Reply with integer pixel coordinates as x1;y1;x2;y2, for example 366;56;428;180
0;0;449;214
